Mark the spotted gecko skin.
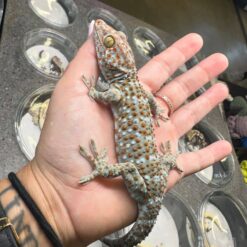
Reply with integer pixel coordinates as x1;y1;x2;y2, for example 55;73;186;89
79;19;180;247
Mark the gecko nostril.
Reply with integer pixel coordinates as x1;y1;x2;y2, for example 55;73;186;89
96;19;102;24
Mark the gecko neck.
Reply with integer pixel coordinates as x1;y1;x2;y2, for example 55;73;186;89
110;69;137;84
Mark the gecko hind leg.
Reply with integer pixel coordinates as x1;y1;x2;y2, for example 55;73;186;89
160;141;183;173
79;140;147;198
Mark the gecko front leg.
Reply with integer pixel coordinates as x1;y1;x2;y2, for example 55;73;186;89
82;75;122;104
145;92;169;125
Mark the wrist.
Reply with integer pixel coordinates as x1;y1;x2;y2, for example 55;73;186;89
16;162;61;238
16;160;77;246
0;159;79;247
0;177;52;247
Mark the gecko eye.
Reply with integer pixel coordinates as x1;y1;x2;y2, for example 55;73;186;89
103;35;115;48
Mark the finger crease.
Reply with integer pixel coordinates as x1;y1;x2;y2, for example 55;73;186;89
196;64;211;82
182;106;197;126
173;78;191;101
207;149;216;165
152;55;172;77
170;46;187;62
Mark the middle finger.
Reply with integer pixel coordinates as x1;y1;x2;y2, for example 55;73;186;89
156;53;228;111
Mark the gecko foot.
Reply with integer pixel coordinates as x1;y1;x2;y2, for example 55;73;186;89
154;115;169;127
153;106;169;127
160;141;183;173
146;92;169;126
79;139;109;184
81;75;97;100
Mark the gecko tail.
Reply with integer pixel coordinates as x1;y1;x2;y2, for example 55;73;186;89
101;198;161;247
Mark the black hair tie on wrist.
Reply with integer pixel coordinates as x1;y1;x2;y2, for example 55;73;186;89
8;172;63;247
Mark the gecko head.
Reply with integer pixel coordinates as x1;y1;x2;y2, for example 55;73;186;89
94;19;136;82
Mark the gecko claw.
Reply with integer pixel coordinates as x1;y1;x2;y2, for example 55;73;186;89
90;139;99;157
160;141;171;154
158;114;169;122
81;75;92;89
154;114;169;127
175;166;184;174
81;75;97;100
79;171;99;184
79;177;90;184
79;146;89;157
79;146;94;164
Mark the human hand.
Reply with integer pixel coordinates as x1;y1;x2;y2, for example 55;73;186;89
17;33;231;246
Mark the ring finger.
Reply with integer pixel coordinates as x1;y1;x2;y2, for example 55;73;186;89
171;82;229;138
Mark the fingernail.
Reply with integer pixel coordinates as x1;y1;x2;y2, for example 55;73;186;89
88;20;95;37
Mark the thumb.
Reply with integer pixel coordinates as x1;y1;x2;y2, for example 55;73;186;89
58;34;98;89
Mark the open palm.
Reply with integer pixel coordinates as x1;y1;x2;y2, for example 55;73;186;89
29;34;231;246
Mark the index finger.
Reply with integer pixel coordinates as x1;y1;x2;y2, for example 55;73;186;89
138;33;203;92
